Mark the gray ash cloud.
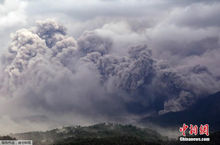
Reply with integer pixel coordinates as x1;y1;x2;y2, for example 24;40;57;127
0;18;219;133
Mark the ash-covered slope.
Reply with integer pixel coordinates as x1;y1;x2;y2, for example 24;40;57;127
142;91;220;131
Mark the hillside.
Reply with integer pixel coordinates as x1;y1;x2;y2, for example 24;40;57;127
142;92;220;131
11;123;165;145
7;123;220;145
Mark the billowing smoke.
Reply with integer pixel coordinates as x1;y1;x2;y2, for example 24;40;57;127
0;19;219;133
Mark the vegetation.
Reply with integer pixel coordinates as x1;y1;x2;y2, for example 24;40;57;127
9;123;220;145
11;123;165;145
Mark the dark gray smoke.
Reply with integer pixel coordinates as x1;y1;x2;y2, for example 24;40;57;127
0;19;219;133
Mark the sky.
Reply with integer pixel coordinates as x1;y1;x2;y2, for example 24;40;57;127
0;0;220;134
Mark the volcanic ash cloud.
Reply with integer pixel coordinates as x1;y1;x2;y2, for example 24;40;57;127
0;19;219;131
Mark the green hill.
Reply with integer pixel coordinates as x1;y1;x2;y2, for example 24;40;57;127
11;123;165;145
9;123;220;145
